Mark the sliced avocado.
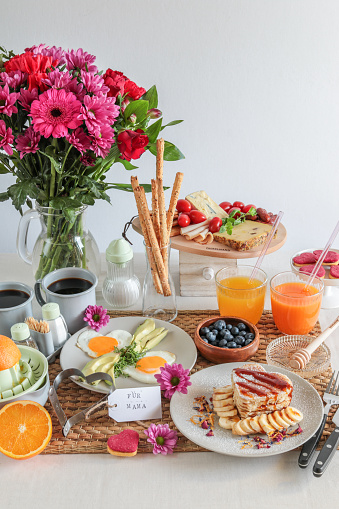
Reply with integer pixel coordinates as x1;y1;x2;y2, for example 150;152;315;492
134;327;165;352
144;330;169;351
82;353;120;384
132;319;156;345
104;365;116;386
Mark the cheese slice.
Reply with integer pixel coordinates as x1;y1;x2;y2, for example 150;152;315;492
185;191;228;219
213;220;273;251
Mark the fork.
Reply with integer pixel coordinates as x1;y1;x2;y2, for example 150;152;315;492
298;370;339;468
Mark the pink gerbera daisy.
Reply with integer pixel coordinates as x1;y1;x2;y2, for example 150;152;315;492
66;127;92;154
0;120;14;155
155;363;192;399
144;424;178;455
18;88;39;111
81;70;110;96
0;70;27;89
16;127;41;158
0;84;19;116
79;94;120;134
84;305;110;332
65;48;97;73
90;124;115;158
30;88;82;138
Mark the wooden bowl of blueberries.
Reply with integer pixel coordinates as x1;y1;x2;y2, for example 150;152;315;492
194;316;259;364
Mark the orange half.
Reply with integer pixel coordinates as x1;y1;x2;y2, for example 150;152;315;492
0;400;52;460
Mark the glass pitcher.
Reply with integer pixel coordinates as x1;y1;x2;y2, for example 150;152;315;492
17;204;100;280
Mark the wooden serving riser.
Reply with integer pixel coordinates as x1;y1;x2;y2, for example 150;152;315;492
132;218;287;297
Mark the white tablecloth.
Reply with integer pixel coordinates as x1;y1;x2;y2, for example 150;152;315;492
1;249;339;508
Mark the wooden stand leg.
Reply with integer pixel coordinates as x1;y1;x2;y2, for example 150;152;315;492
179;252;237;297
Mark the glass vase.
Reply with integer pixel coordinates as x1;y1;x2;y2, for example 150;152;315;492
142;242;177;322
17;204;101;280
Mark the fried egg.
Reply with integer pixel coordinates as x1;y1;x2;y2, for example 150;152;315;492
77;329;132;358
123;350;176;384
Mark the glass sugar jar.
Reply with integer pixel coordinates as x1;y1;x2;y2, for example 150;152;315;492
102;239;140;309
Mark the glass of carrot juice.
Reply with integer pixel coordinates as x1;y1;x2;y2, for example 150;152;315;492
270;271;324;335
215;266;267;325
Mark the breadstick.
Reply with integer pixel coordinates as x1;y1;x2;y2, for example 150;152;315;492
131;177;163;294
137;185;171;296
166;172;183;239
156;138;164;180
151;179;161;243
157;177;168;277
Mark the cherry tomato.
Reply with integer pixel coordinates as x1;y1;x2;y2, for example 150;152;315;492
176;199;192;214
178;213;191;227
242;204;256;214
233;201;245;210
228;207;242;219
189;210;207;224
219;201;232;212
209;217;222;233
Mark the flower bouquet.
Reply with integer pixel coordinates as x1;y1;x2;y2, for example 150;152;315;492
0;44;183;279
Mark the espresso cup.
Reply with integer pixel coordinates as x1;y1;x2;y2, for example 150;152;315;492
0;282;34;337
35;268;98;334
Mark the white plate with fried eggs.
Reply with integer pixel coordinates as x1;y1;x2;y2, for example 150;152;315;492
60;317;197;393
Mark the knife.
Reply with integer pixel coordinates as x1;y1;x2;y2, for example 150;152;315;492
313;407;339;477
298;413;328;468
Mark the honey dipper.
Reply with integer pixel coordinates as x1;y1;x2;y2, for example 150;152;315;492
289;316;339;369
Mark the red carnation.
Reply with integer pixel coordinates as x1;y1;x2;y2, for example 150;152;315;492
4;52;57;91
117;129;149;161
124;80;146;101
103;69;127;98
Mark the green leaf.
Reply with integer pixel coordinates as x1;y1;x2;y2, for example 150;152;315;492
106;183;157;193
160;120;184;130
41;148;61;173
63;207;76;223
49;197;83;210
146;118;163;144
148;141;185;161
124;100;149;123
8;182;38;211
82;195;95;206
0;163;10;174
117;158;138;171
0;191;9;202
142;85;158;109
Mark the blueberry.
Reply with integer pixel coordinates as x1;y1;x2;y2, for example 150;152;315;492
228;334;234;340
244;339;252;346
210;341;218;347
218;339;228;347
239;331;247;337
227;341;238;348
218;329;228;338
226;323;233;331
215;320;226;330
202;337;209;343
237;323;247;331
210;329;218;336
209;325;216;331
235;336;245;346
201;327;210;335
206;332;216;341
245;332;255;341
231;326;239;336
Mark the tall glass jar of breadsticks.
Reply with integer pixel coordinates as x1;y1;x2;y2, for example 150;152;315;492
132;139;183;322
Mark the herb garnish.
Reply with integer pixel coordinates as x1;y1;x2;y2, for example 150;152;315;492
219;207;256;235
113;343;145;378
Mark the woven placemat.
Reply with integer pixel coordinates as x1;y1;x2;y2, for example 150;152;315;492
43;310;334;455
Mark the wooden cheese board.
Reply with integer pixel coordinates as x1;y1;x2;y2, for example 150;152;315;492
132;217;287;258
132;217;287;296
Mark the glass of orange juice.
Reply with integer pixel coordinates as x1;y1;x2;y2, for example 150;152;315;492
270;271;324;335
215;265;267;325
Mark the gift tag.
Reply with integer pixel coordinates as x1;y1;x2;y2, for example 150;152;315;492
108;386;162;423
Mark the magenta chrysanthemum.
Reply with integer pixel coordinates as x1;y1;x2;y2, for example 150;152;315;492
42;69;73;89
84;305;110;332
66;127;92;154
0;84;19;116
81;71;109;96
65;48;97;73
154;363;192;399
0;120;14;155
18;88;38;111
79;94;120;134
90;124;115;158
30;88;82;138
0;70;27;89
25;44;66;65
80;153;96;166
16;126;41;158
144;424;178;455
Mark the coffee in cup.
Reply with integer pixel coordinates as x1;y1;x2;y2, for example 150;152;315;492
35;268;97;334
0;282;34;337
